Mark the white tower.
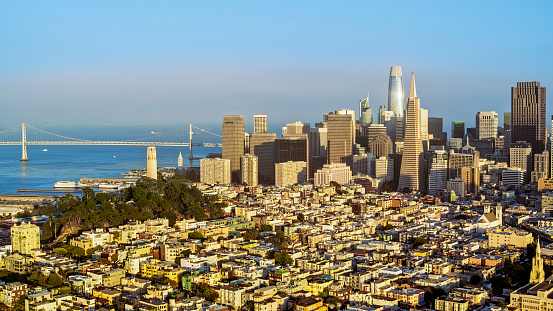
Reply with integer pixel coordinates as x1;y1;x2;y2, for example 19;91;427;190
178;151;183;168
147;147;158;179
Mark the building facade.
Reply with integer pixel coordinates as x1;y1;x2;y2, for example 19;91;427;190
200;158;231;185
240;154;258;186
388;66;404;118
222;115;245;181
314;163;352;186
476;111;498;140
275;161;307;187
512;81;546;155
11;222;40;255
254;114;267;134
326;110;355;165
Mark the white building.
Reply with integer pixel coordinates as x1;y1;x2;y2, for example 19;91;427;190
502;168;525;186
447;178;465;199
240;154;258;186
476;111;498;140
428;150;448;196
314;163;352;186
200;158;231;185
254;114;267;134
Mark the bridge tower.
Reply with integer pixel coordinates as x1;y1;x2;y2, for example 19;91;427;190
20;123;29;161
189;124;194;161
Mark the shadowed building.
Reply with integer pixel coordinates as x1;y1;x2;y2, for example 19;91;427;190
222;115;245;182
512;82;546;155
369;133;393;158
250;133;277;184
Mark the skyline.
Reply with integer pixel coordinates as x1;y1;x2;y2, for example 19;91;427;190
1;1;553;128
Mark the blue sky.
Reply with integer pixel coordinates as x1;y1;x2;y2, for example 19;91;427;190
1;1;552;132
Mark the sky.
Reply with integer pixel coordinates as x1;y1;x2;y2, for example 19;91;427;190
1;1;553;133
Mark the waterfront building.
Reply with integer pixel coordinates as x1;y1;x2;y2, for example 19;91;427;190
512;82;546;155
275;161;307;187
200;158;231;185
177;152;183;167
326;109;355;165
240;154;258;187
388;66;404;118
359;97;372;126
254;114;267;134
222;115;245;182
398;73;424;193
314;163;352;186
476;111;498;140
147;146;157;179
11;222;40;255
451;121;465;139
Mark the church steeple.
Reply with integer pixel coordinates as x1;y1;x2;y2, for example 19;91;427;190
530;239;545;283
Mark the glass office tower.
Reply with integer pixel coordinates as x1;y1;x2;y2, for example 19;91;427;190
388;66;405;118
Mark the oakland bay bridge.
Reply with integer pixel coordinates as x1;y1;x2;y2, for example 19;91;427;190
0;123;222;161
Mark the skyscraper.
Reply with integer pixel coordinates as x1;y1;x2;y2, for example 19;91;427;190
388;66;404;118
326;109;355;164
378;105;386;124
512;82;546;155
428;117;443;140
398;73;424;193
240;154;258;186
476;111;499;140
419;108;428;142
222;115;245;182
254;114;267;134
451;121;465;139
147;146;157;179
359;97;372;126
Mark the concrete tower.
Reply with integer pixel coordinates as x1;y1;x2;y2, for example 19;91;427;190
222;115;245;182
254;114;267;134
177;151;183;167
530;240;545;283
476;111;499;140
147;147;157;179
388;66;404;118
398;72;424;193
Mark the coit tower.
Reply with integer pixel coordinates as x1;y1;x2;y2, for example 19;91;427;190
388;66;405;118
147;146;158;179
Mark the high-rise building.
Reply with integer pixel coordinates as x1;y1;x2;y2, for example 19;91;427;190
428;117;444;140
451;121;465;139
147;147;157;179
428;150;448;196
200;158;231;184
254;114;267;134
373;156;394;182
381;111;395;124
309;127;328;158
510;141;532;180
314;163;352;186
532;151;549;183
419;108;429;142
275;161;307;187
378;105;386;124
250;133;277;184
369;133;393;158
286;121;310;134
504;112;512;131
240;154;258;186
476;111;499;140
359;97;372;126
512;82;546;155
398;72;424;193
326;109;355;165
222;115;245;181
11;222;40;255
388;66;404;118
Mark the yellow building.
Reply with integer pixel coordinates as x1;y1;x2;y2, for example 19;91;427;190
488;228;533;248
538;178;553;191
140;259;185;287
295;297;327;311
93;288;121;304
11;222;40;255
435;297;469;311
307;279;333;296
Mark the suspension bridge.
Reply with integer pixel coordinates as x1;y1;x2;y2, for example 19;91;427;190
0;123;222;161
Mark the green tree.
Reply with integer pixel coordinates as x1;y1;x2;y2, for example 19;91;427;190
189;232;204;239
274;252;294;266
297;213;305;222
243;229;260;241
259;224;273;232
70;247;86;258
326;296;339;307
47;273;63;288
412;237;428;248
202;288;219;302
58;286;71;295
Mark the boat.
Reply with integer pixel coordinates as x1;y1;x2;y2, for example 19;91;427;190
98;183;123;190
151;131;162;135
42;149;48;152
54;181;84;188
